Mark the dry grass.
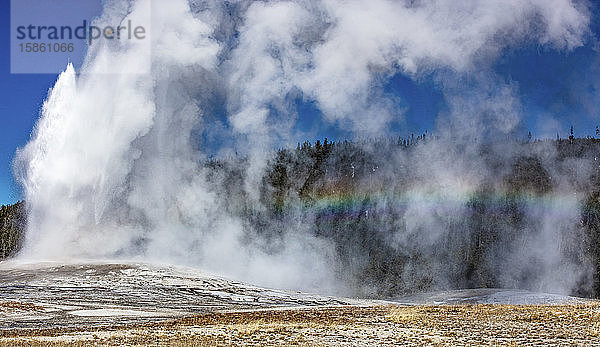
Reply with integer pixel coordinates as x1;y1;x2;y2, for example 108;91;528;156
2;304;600;346
0;301;44;312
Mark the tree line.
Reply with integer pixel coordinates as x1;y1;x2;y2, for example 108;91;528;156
0;201;25;259
4;134;600;298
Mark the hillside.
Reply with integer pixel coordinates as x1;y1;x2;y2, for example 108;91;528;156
204;137;600;298
0;201;24;259
4;137;600;298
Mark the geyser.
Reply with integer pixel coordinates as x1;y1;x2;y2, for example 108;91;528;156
13;0;597;297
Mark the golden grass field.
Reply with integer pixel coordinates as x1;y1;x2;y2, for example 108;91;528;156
1;303;600;346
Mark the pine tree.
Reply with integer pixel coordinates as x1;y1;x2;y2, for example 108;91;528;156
569;126;575;143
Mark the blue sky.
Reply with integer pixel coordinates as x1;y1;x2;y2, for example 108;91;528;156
1;0;599;205
0;0;57;204
1;0;101;205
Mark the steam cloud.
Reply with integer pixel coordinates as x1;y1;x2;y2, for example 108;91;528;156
14;0;596;295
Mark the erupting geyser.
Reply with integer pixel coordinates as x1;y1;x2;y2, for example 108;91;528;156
13;0;597;297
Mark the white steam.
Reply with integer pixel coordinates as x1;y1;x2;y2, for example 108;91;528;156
14;0;594;295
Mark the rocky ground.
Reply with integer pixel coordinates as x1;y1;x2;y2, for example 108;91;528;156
0;261;599;346
0;261;369;330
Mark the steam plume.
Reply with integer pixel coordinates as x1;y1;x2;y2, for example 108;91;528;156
14;0;595;295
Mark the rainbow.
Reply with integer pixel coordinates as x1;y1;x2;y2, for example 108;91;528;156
275;186;585;223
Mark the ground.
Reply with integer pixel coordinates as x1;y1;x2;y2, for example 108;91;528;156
0;262;598;346
2;304;600;346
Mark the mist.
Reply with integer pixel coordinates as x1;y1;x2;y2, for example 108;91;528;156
13;0;599;297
